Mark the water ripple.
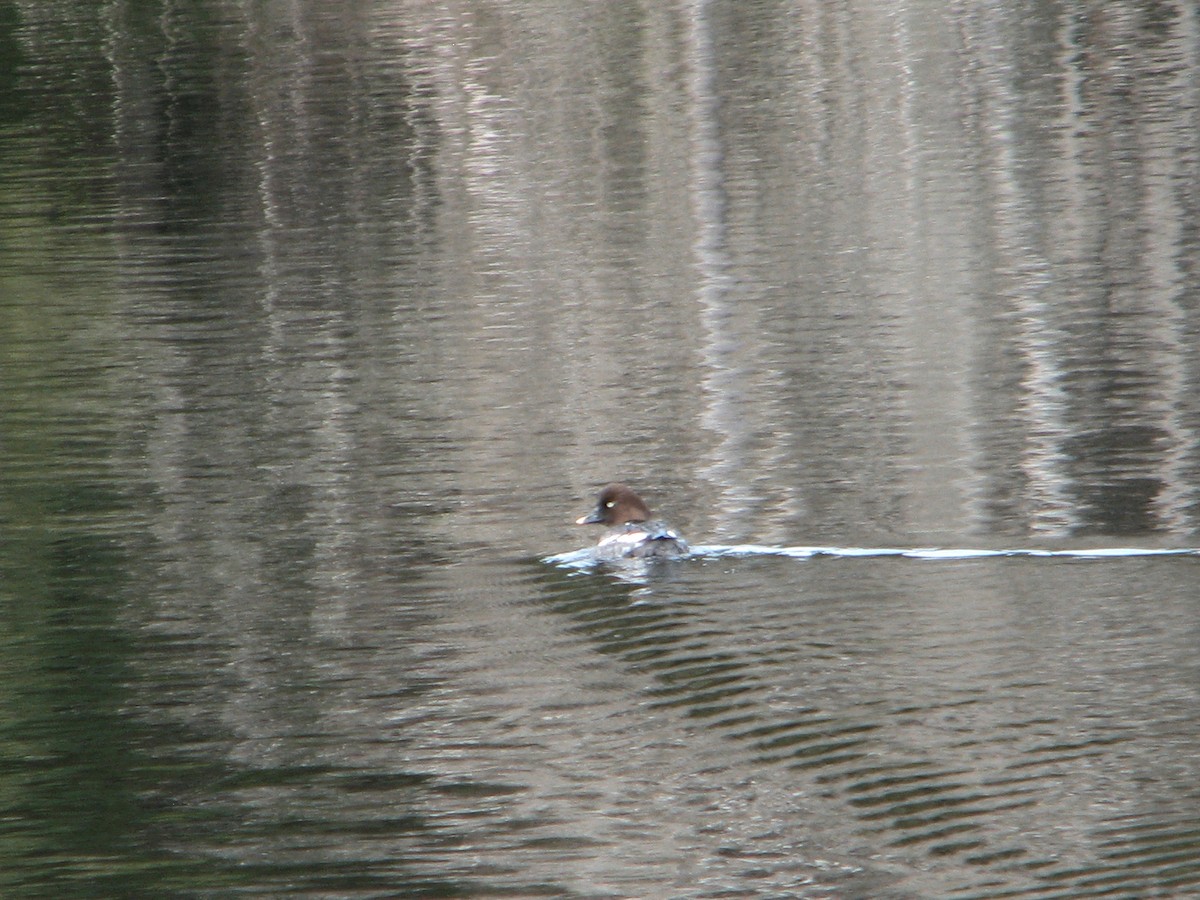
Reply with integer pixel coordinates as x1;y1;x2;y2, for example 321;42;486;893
536;549;1200;896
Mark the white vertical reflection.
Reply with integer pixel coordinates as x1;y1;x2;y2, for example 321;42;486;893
1014;283;1081;537
975;9;1081;537
684;0;749;536
1129;1;1200;533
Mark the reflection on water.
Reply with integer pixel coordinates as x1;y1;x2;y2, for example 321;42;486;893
3;0;1200;897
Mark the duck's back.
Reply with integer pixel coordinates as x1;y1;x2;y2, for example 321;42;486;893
596;521;688;560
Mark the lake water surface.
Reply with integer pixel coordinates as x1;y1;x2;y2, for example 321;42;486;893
3;2;1200;897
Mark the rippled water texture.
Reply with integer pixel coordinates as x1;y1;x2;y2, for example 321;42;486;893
3;2;1200;897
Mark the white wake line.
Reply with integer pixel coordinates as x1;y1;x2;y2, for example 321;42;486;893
544;545;1200;570
693;544;1200;560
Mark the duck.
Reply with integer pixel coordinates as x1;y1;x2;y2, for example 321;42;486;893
575;483;689;560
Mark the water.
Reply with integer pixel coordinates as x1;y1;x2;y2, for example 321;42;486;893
3;1;1200;897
